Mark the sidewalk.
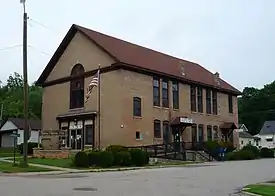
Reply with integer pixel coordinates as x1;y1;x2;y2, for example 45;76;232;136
0;157;81;173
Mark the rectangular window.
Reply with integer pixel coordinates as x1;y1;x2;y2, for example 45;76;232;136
206;89;211;114
154;120;161;138
207;125;212;141
133;97;141;117
153;77;160;106
228;95;233;113
85;125;94;146
136;131;141;140
190;85;197;112
191;124;197;143
212;90;217;115
197;86;203;113
162;80;169;108
198;124;204;142
163;121;170;144
172;82;179;109
213;126;218;140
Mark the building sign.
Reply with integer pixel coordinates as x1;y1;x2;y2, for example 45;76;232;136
180;117;194;124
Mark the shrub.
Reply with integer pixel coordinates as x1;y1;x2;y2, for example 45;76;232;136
87;151;101;166
242;144;260;158
106;145;128;165
260;147;274;158
18;142;38;155
96;151;114;168
73;151;89;168
106;145;128;152
129;149;149;166
226;150;255;161
116;151;132;166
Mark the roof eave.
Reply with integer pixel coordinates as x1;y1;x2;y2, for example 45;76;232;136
36;24;79;86
116;62;241;95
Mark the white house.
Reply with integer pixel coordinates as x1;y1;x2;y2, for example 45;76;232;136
255;120;275;149
0;118;41;148
236;124;260;149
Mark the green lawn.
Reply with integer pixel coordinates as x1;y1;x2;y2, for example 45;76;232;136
0;161;53;173
0;148;20;158
14;157;72;168
245;184;275;196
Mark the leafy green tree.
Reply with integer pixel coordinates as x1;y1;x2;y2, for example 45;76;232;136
239;81;275;135
0;72;42;123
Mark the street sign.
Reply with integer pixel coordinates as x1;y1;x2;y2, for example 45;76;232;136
10;134;20;137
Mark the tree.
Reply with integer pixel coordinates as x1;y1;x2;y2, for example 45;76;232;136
0;72;42;123
238;81;275;135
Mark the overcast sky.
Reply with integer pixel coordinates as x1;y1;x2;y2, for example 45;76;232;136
1;0;274;91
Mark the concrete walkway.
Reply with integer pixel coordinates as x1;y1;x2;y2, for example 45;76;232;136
0;157;81;173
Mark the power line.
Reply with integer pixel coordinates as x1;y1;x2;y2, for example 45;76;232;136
28;45;51;56
0;44;22;51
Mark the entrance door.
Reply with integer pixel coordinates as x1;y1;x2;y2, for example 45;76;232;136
70;129;82;150
191;125;197;148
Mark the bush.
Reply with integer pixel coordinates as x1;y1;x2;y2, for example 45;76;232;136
73;151;89;168
260;147;274;158
116;151;132;166
129;149;149;166
226;150;255;161
242;144;260;158
96;151;114;168
106;145;128;165
18;142;38;155
87;151;101;166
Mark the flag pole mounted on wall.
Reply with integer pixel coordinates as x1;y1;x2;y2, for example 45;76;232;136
84;65;101;149
97;65;101;149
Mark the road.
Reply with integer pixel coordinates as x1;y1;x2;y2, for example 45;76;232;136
1;159;275;196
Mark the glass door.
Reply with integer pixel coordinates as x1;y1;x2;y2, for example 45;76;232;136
70;129;82;150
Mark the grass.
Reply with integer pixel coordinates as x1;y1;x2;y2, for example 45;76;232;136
0;161;53;173
0;148;20;158
13;157;72;168
244;184;275;196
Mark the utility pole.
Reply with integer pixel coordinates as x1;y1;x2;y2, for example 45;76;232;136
0;103;3;126
20;0;29;167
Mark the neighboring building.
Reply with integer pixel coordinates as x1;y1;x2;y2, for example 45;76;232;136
0;118;41;148
36;24;241;150
255;120;275;149
236;124;259;149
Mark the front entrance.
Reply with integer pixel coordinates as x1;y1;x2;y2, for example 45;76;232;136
70;129;82;150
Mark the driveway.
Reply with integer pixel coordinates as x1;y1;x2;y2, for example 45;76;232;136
1;159;275;196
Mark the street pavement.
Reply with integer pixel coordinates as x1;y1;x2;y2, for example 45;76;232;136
0;158;275;196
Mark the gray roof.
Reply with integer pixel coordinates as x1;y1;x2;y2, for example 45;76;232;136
258;121;275;135
239;131;254;138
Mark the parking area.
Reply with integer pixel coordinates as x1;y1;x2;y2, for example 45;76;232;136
0;159;275;196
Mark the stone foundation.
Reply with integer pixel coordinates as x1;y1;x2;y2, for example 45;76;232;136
33;148;78;159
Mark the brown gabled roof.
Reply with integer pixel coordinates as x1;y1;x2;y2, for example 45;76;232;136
36;24;241;94
7;118;41;131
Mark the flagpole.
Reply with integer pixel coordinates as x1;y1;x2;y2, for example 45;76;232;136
97;65;101;149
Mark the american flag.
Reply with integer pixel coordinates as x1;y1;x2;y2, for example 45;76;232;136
85;69;100;103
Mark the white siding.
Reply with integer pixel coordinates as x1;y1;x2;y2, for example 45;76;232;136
17;129;40;145
256;134;275;149
239;138;256;149
0;121;18;131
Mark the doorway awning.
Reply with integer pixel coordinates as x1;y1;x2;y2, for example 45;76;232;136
56;109;97;121
220;122;237;130
170;116;195;126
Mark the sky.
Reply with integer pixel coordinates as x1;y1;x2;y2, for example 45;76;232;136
0;0;274;91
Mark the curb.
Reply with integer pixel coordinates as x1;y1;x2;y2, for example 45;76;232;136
241;188;262;196
0;163;202;176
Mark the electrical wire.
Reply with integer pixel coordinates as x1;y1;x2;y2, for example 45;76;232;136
0;44;22;51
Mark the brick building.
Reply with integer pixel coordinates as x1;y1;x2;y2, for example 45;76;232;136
36;24;241;150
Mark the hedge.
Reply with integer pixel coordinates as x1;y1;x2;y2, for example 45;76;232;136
17;142;38;155
260;147;274;158
73;145;149;168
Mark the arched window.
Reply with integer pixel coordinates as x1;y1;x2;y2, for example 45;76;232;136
70;64;84;109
